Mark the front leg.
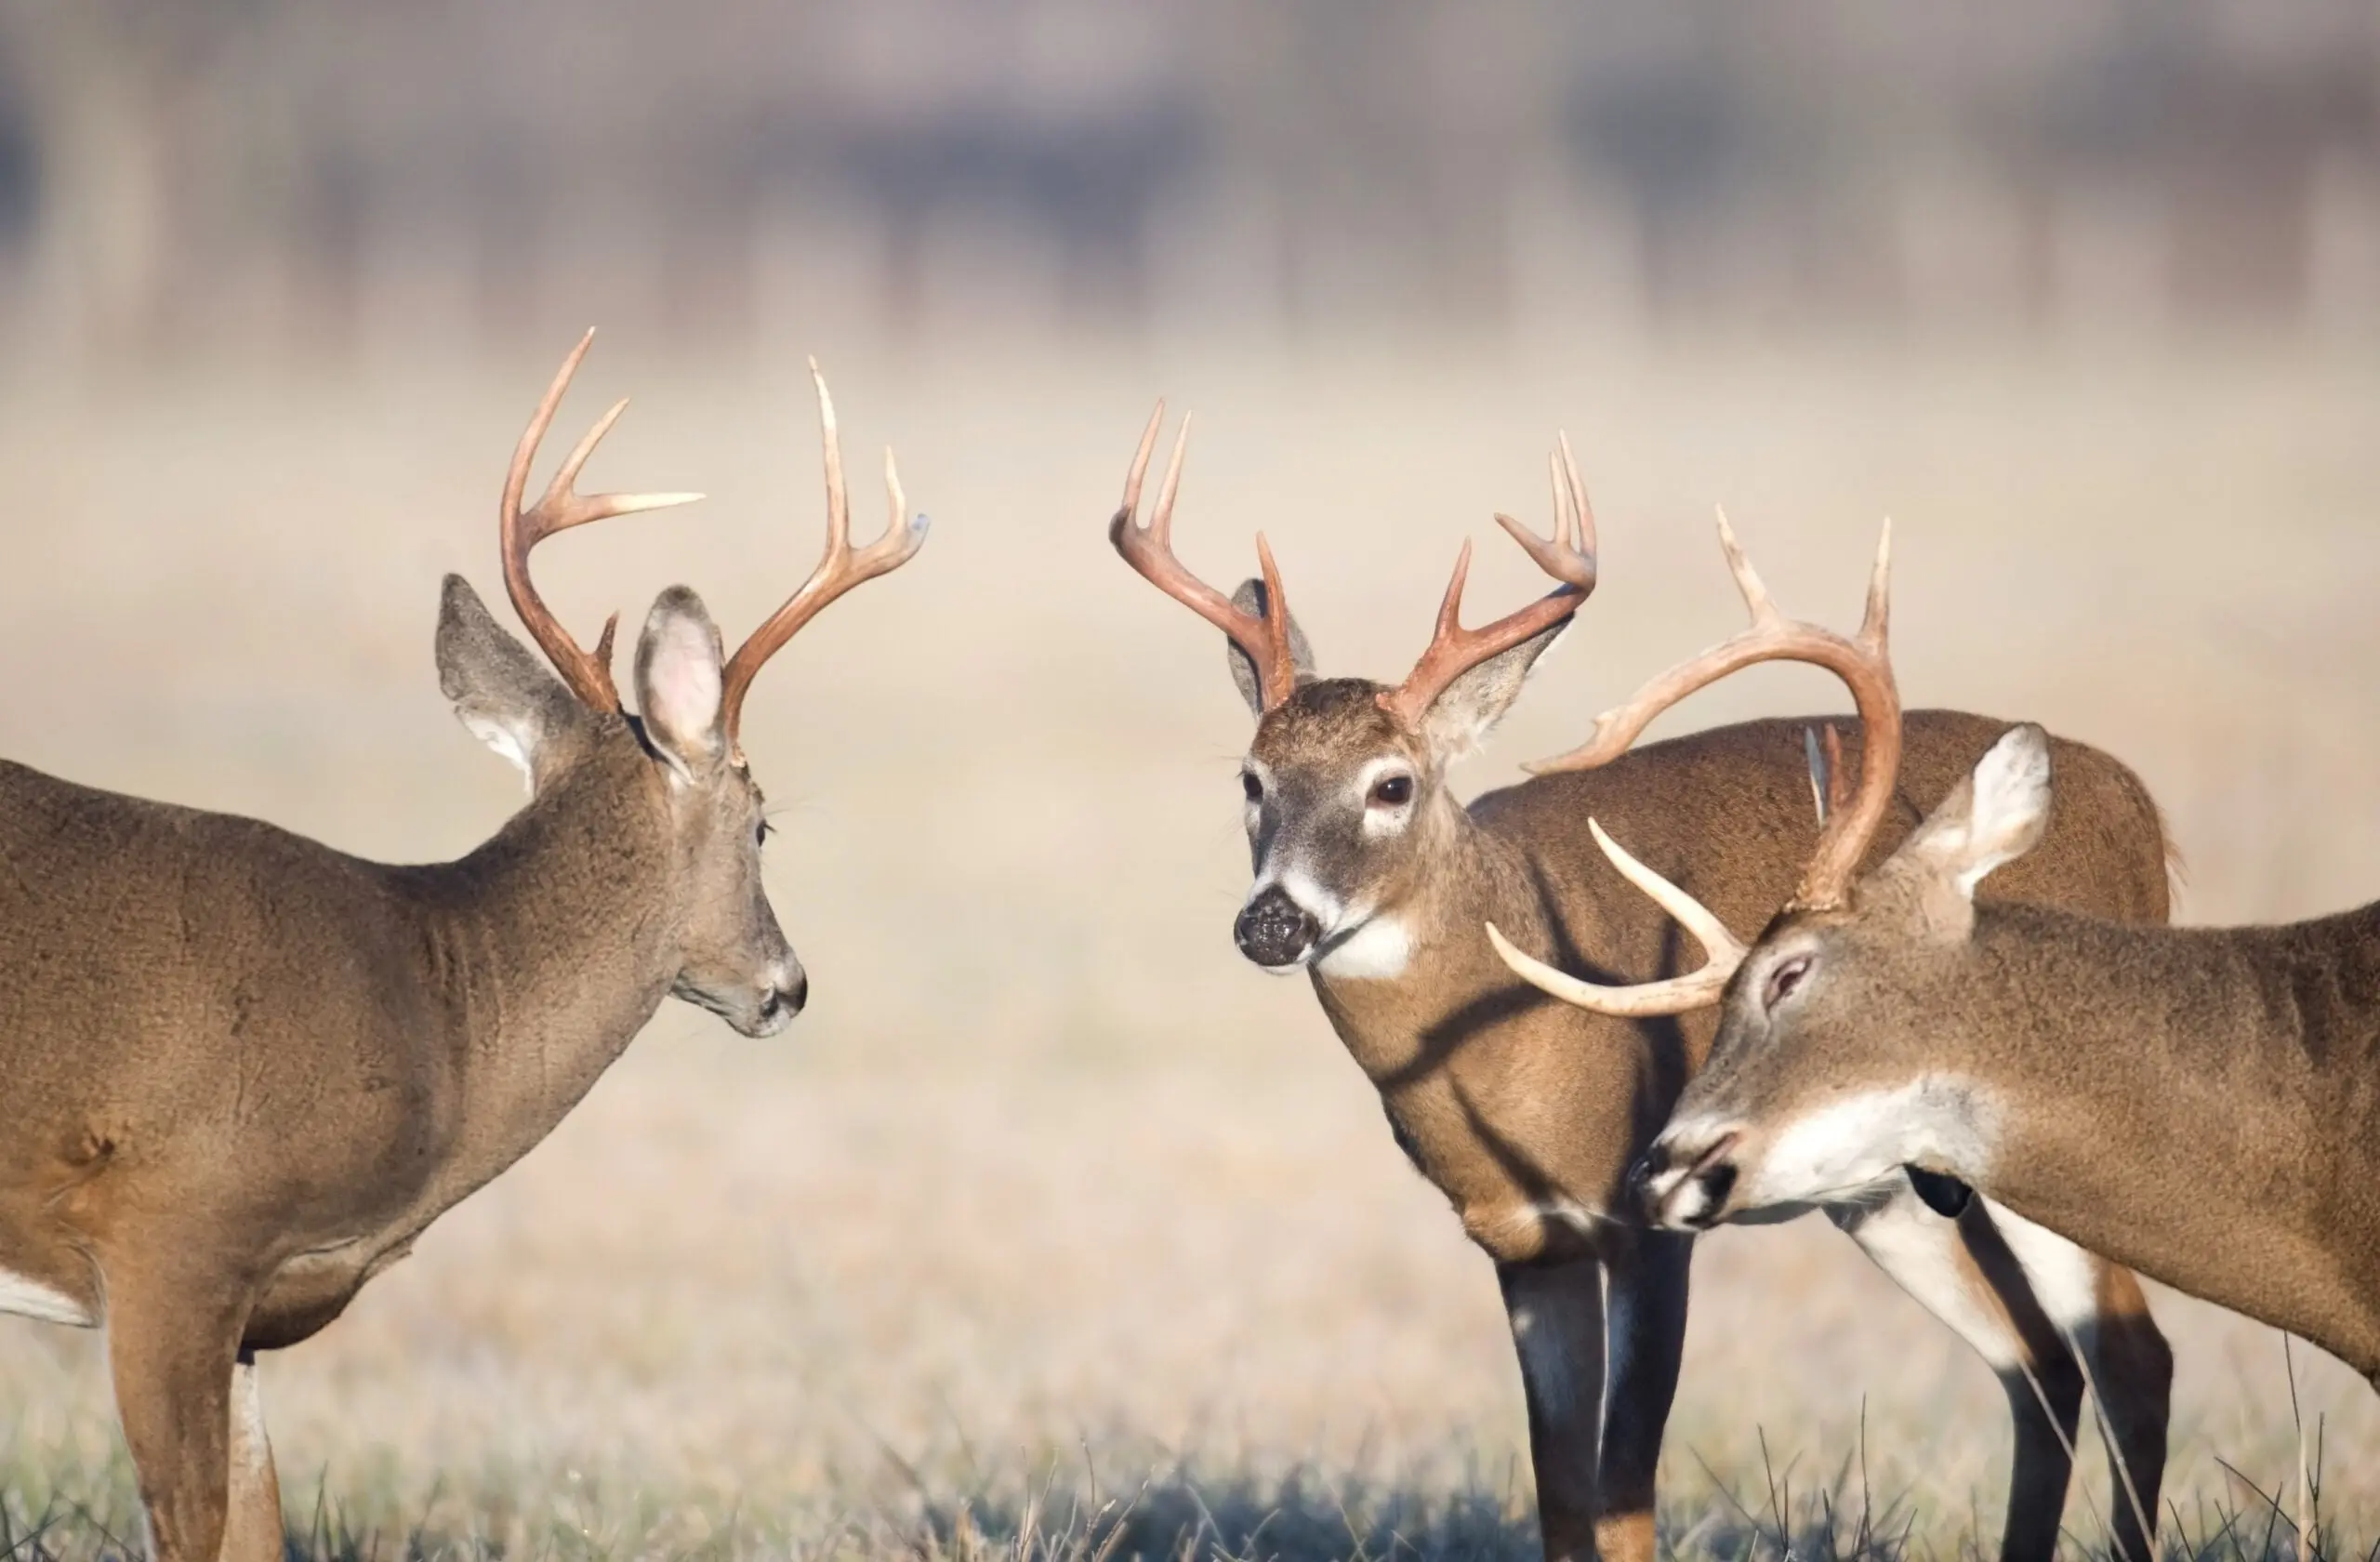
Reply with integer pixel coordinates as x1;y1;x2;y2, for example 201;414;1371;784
104;1262;250;1562
1499;1259;1606;1562
1830;1185;2082;1562
220;1351;284;1562
1594;1231;1689;1562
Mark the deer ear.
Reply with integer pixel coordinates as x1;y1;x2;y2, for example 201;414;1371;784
1892;724;2053;925
634;586;728;781
1224;576;1316;718
1420;616;1569;761
436;575;588;793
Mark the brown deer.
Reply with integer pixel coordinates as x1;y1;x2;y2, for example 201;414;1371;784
0;333;925;1562
1110;408;2172;1562
1496;522;2380;1397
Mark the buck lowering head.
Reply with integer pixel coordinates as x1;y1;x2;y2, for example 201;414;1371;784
1632;725;2055;1227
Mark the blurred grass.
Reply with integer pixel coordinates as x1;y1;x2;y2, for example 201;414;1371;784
0;333;2375;1555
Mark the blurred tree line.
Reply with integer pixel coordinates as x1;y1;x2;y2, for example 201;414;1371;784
0;0;2373;364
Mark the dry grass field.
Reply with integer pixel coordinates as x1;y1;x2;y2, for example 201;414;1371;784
1;332;2376;1556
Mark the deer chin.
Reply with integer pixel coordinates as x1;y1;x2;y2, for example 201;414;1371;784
673;976;802;1038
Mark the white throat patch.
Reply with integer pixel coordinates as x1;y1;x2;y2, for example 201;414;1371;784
1746;1077;2001;1211
1316;913;1414;980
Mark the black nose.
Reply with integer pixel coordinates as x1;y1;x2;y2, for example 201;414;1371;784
785;971;809;1014
1626;1153;1659;1204
1235;885;1320;967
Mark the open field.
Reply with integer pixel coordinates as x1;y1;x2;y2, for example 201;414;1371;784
1;334;2377;1555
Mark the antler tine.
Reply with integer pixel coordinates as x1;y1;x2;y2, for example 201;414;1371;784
500;329;704;711
1377;437;1599;732
718;356;931;760
1527;511;1900;911
1487;819;1751;1017
1106;404;1300;712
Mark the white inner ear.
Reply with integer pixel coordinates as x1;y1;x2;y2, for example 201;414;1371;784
461;710;539;796
641;615;724;780
1954;730;2052;895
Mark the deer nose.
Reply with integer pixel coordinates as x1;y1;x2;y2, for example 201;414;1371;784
1236;885;1321;968
1634;1129;1741;1230
784;969;809;1014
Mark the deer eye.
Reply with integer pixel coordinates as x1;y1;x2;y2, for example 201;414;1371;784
1762;954;1812;1013
1369;774;1414;807
756;819;773;848
1241;771;1264;803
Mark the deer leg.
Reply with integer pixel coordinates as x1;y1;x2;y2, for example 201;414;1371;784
1499;1259;1607;1562
1988;1206;2170;1562
218;1350;285;1562
1594;1230;1690;1562
104;1266;250;1562
1830;1185;2082;1562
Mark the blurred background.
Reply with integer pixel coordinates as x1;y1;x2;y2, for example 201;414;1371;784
1;1;2377;1553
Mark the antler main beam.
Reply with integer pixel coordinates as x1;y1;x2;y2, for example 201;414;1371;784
1490;513;1900;1017
1377;432;1599;731
1108;404;1300;712
717;357;930;760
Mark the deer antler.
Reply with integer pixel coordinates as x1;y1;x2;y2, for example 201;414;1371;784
718;357;930;761
501;330;705;710
1490;512;1897;1016
1109;403;1301;712
1377;433;1599;731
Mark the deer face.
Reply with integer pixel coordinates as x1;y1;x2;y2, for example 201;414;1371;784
1223;582;1570;975
1237;681;1439;971
1632;726;2054;1227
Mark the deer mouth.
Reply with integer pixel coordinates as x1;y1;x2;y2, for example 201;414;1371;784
1633;1127;1743;1230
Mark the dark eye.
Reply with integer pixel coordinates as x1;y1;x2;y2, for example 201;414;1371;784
756;818;773;848
1370;774;1413;807
1763;954;1812;1012
1242;771;1263;803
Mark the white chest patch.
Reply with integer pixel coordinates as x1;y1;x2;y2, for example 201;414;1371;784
1316;915;1413;980
1746;1077;2001;1211
0;1266;93;1328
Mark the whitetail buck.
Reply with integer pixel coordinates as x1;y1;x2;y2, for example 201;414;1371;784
1111;411;2171;1562
1497;523;2380;1398
0;333;925;1562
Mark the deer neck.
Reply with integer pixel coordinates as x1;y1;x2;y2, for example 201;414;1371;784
1308;793;1531;1085
402;727;685;1218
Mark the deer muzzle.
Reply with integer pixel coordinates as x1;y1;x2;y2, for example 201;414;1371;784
1235;884;1321;968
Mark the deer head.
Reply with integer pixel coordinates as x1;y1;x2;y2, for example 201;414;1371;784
1108;405;1597;972
1630;722;2053;1227
437;332;926;1036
